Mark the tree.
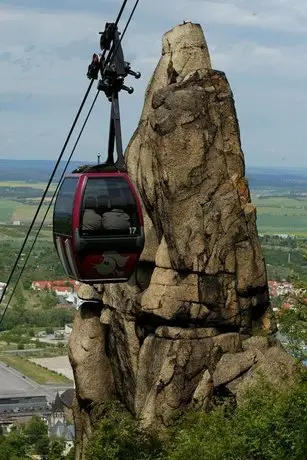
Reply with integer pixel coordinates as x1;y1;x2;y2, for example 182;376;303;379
0;416;68;459
0;430;27;459
168;377;307;460
36;435;50;457
85;401;165;460
65;446;75;459
0;441;15;460
42;291;57;310
0;425;4;443
48;437;65;460
24;415;48;446
12;281;26;313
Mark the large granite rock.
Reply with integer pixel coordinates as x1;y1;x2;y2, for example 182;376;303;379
68;302;115;457
68;22;295;459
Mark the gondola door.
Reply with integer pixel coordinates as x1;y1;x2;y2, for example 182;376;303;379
53;175;81;279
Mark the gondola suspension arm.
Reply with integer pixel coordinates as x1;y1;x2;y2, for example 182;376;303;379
84;22;141;172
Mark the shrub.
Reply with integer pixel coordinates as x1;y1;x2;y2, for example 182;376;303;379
168;375;307;460
85;401;166;460
85;374;307;460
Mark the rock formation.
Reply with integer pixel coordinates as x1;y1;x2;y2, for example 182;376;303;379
68;22;297;459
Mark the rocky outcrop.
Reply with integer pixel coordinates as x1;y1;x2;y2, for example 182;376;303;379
69;302;115;457
68;22;296;459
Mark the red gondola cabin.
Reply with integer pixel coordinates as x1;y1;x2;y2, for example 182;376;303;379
53;172;144;283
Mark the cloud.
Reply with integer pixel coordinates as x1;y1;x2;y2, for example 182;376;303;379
132;0;307;37
0;0;307;167
174;0;307;34
212;42;307;79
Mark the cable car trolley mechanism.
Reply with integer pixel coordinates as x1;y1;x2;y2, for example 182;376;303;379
53;22;145;284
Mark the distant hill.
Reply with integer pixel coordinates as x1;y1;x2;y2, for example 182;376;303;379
0;159;94;182
247;166;307;190
0;160;307;190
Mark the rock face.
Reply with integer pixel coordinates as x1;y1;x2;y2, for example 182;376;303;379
68;22;296;459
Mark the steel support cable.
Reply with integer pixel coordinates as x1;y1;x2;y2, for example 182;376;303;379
119;0;140;43
115;0;129;25
0;0;139;323
107;0;141;67
0;91;100;326
0;0;130;311
0;80;95;310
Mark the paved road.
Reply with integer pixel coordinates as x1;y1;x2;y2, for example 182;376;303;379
0;361;73;402
0;360;39;393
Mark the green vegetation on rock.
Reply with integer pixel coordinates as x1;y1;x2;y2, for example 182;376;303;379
86;375;307;460
85;401;166;460
168;375;307;460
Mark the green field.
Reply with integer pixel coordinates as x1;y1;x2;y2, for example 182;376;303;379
0;224;53;240
252;195;307;236
0;180;54;224
1;181;307;235
0;200;52;224
0;354;72;384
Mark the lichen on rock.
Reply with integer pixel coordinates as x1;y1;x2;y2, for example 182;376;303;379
69;22;296;459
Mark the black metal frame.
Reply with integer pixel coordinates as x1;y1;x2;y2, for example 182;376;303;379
74;22;141;175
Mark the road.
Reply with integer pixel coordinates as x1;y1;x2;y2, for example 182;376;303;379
0;361;73;402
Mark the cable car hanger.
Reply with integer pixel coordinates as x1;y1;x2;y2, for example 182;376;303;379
0;0;142;322
73;22;141;175
52;18;145;284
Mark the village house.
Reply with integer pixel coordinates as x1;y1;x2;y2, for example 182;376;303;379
31;280;82;308
0;391;75;456
268;280;294;297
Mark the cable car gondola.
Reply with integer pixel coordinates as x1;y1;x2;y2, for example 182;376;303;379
53;22;145;284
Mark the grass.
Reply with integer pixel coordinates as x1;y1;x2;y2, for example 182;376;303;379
11;205;52;223
0;354;72;384
0;199;52;224
250;195;307;235
0;180;55;223
0;225;53;240
252;196;307;207
256;214;307;230
0;201;15;222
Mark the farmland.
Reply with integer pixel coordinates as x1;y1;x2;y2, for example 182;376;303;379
1;179;307;233
0;181;57;190
0;200;52;224
0;181;54;224
252;195;307;236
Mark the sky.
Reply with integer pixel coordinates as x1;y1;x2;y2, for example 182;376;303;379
0;0;307;167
